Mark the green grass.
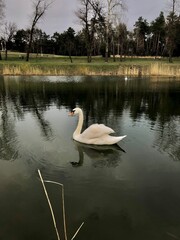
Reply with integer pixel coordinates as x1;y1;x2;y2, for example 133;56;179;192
1;51;180;64
0;52;180;76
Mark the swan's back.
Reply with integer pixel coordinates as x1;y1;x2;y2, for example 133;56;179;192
81;123;114;139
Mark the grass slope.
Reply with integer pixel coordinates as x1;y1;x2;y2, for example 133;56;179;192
0;52;180;76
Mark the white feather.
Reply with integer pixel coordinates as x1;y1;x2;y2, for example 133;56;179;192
70;108;126;145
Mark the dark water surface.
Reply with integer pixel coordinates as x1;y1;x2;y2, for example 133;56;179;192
0;75;180;240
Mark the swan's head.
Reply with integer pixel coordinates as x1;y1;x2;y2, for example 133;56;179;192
69;107;82;116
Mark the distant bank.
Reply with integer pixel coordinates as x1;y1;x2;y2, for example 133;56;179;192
1;63;180;77
0;54;180;77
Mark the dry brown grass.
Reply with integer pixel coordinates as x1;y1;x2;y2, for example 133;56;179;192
2;62;180;77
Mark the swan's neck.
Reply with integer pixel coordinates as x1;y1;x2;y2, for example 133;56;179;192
73;109;83;138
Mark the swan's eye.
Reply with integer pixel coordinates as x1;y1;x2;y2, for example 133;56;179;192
68;109;76;116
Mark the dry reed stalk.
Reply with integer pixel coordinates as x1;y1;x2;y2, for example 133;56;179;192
38;170;61;240
150;63;180;76
71;222;84;240
40;179;84;240
44;180;68;240
3;66;20;75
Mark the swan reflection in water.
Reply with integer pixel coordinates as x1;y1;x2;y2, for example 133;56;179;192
71;141;126;168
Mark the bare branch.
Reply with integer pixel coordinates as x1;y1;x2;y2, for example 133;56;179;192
0;0;5;20
3;22;17;42
26;0;53;61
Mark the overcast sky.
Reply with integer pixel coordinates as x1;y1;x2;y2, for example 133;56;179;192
5;0;167;35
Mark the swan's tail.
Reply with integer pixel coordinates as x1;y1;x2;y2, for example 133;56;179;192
118;135;127;141
108;135;127;145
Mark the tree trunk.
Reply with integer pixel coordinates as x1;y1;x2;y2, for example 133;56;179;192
87;46;92;63
120;43;123;62
105;45;109;62
5;49;7;60
26;29;34;61
4;41;7;60
105;0;111;62
105;29;109;62
168;49;173;63
68;50;73;63
155;33;160;57
112;39;116;62
87;54;92;63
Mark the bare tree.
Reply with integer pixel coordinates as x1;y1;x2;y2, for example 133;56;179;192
0;0;5;21
26;0;53;61
167;0;180;14
104;0;126;62
110;5;127;61
166;0;180;62
0;0;5;60
116;23;127;61
2;22;17;60
76;0;104;62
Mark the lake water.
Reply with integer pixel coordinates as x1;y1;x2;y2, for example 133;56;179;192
0;75;180;240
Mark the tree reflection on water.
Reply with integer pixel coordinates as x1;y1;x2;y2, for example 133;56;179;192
0;76;179;161
0;80;19;161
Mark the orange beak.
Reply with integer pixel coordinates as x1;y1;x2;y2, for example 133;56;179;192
68;111;74;116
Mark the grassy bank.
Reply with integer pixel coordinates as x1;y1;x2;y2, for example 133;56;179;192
0;53;180;76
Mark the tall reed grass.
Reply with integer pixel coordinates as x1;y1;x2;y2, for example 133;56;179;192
1;62;180;77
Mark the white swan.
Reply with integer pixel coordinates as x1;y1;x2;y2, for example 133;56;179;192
69;107;126;145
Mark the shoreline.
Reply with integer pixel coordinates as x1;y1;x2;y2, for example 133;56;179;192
0;60;180;77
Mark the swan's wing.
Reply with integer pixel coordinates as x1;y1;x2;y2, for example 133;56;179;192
81;124;115;139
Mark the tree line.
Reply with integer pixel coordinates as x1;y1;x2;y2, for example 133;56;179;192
0;0;180;62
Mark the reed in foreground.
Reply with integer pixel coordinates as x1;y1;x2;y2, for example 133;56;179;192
38;169;84;240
